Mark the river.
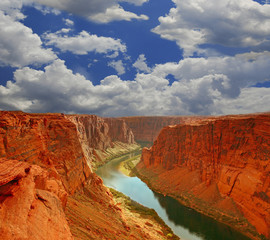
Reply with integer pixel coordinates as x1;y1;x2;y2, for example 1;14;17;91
96;151;251;240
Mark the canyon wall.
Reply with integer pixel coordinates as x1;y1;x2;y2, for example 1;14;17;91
137;113;270;239
66;115;135;170
0;111;88;239
119;116;198;142
104;118;135;144
0;111;174;240
0;111;91;195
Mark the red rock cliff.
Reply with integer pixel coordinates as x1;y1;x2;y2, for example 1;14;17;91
104;118;135;144
0;111;91;194
137;113;270;239
0;158;73;240
66;115;135;170
0;111;87;239
0;111;171;240
119;116;197;142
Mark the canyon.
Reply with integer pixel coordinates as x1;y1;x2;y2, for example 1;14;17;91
136;113;270;240
119;116;201;143
0;111;177;240
0;110;269;240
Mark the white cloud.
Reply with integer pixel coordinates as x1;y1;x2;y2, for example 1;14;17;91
133;54;152;73
213;87;270;115
1;54;269;116
33;4;61;15
0;11;56;67
43;29;126;55
28;0;149;23
108;60;126;75
88;4;149;23
153;0;270;56
0;59;94;113
0;0;269;116
63;18;74;26
119;0;149;6
0;0;25;20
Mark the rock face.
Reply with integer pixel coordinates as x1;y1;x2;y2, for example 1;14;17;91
137;113;270;239
119;116;192;142
105;118;135;144
0;111;91;195
0;158;73;240
66;115;135;170
0;111;172;240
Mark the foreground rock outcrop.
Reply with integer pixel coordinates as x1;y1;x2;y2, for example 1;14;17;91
137;113;270;239
0;158;73;240
0;111;176;240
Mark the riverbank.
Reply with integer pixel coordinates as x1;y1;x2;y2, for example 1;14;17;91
65;180;179;240
119;154;141;177
117;151;258;240
109;188;179;240
134;164;258;240
93;142;141;170
94;148;179;240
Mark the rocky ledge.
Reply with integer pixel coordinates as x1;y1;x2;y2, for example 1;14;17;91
136;113;270;240
0;111;178;240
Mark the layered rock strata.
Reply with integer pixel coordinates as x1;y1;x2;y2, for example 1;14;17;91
66;115;135;170
137;113;270;239
119;116;202;142
0;111;91;195
0;111;175;240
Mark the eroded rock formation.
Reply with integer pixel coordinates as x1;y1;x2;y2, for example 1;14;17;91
0;158;72;240
137;113;270;239
0;111;175;240
119;116;193;142
0;111;91;194
66;115;135;170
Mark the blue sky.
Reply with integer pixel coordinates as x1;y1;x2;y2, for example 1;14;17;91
0;0;270;116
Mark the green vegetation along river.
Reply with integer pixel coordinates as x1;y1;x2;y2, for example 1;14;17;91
96;150;251;240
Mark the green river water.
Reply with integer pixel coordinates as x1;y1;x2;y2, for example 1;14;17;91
96;151;252;240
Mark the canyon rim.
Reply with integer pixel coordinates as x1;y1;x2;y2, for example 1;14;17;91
0;111;269;240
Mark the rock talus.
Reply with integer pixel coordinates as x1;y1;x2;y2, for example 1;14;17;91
137;113;270;239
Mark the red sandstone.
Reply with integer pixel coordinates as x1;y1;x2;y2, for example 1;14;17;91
137;113;270;239
119;116;198;142
0;111;175;240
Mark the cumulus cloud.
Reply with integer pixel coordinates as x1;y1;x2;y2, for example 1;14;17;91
153;0;270;56
133;54;152;73
0;11;56;67
0;0;25;20
28;0;149;23
33;4;61;15
63;18;74;26
88;5;149;23
1;54;269;116
0;59;94;113
0;0;269;116
213;87;270;115
108;60;126;75
43;29;126;55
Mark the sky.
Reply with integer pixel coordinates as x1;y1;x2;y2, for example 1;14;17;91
0;0;270;117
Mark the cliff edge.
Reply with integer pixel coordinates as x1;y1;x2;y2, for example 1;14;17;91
119;116;196;142
137;113;270;239
0;111;177;240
